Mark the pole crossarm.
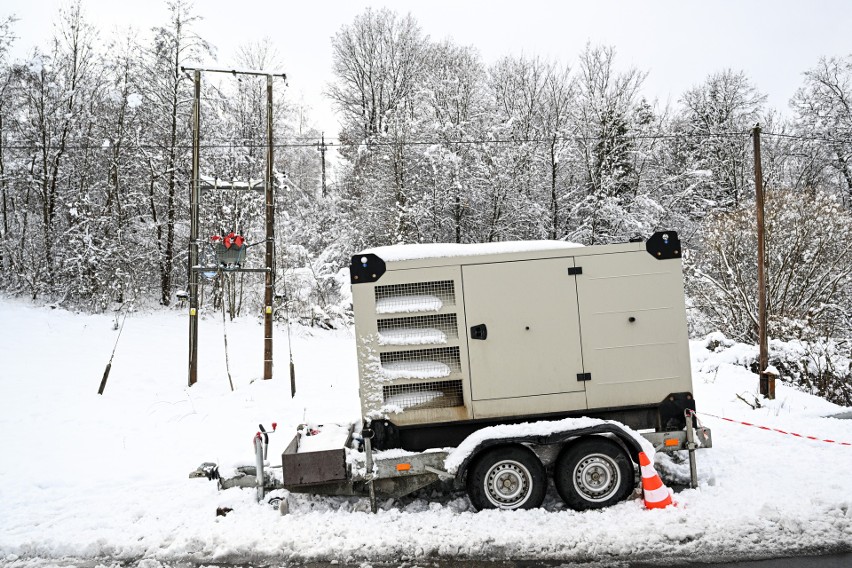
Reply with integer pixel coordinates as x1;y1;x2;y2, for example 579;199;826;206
180;66;287;80
192;267;271;273
199;175;269;192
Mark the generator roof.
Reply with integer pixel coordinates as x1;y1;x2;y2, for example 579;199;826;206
362;240;584;263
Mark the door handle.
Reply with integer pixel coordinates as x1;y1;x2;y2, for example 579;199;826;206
470;324;488;340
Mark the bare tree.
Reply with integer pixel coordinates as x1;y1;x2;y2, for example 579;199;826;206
0;15;18;271
689;188;852;342
538;62;575;239
417;41;487;243
791;56;852;201
138;0;210;305
10;1;100;295
328;8;426;143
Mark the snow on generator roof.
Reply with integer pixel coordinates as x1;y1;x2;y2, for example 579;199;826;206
361;240;583;263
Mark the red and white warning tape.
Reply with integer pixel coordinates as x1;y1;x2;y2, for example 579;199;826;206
690;410;852;447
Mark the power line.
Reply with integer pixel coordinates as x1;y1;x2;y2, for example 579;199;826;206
761;131;852;145
1;130;847;152
0;131;751;151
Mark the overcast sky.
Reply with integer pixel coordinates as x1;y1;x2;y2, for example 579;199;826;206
4;0;852;135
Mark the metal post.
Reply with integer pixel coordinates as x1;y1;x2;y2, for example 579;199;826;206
188;70;201;387
254;433;265;502
363;425;377;514
753;124;773;399
685;411;698;489
263;74;275;380
317;132;328;198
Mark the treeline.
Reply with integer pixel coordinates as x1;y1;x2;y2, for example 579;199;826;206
325;10;851;344
0;5;850;400
0;1;323;311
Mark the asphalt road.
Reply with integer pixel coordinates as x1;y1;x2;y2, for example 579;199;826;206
291;551;852;567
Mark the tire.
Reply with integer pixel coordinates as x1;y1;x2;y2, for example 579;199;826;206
466;445;546;511
554;437;635;511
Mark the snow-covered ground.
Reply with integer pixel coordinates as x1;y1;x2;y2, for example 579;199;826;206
1;298;851;566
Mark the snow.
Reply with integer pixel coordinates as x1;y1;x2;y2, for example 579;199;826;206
297;424;351;453
383;389;444;409
375;294;442;314
363;240;583;263
444;417;655;475
127;93;143;108
380;360;451;379
1;297;852;566
377;327;447;345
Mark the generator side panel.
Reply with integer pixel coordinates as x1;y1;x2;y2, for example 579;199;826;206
576;250;693;410
352;265;473;427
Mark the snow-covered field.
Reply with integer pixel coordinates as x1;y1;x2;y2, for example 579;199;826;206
1;298;851;567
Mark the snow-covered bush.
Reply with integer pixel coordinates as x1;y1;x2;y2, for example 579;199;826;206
701;332;852;407
279;244;352;328
688;188;852;344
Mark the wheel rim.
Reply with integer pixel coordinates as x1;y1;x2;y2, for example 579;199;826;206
572;453;621;503
483;459;533;509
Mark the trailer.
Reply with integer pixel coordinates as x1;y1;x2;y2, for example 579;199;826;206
206;231;712;511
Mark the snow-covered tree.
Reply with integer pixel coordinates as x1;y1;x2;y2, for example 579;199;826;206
567;45;651;244
791;55;852;201
689;188;852;343
328;7;429;246
675;69;766;211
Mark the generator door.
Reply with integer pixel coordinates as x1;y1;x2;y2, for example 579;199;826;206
576;251;692;410
462;258;586;402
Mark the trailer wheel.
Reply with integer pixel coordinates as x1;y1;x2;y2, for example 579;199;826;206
554;437;634;510
466;445;546;511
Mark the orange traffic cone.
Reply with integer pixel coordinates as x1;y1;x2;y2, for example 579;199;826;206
638;451;673;509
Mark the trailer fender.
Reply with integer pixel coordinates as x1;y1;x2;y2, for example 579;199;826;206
450;424;644;489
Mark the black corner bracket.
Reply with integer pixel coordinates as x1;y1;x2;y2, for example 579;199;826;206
350;253;386;284
658;392;696;431
645;231;681;260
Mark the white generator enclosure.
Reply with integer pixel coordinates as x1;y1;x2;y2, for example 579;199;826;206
350;232;695;452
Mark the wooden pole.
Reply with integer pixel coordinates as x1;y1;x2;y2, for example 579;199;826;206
753;124;773;399
263;74;275;380
188;70;201;387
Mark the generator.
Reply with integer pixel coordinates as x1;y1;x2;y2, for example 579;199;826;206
349;231;695;451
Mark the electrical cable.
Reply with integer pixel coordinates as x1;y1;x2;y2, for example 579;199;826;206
97;302;130;395
218;268;235;392
1;130;761;152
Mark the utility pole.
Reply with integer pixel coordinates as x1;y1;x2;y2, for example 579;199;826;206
316;132;331;198
182;67;285;387
753;124;773;399
263;73;275;381
188;69;201;387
